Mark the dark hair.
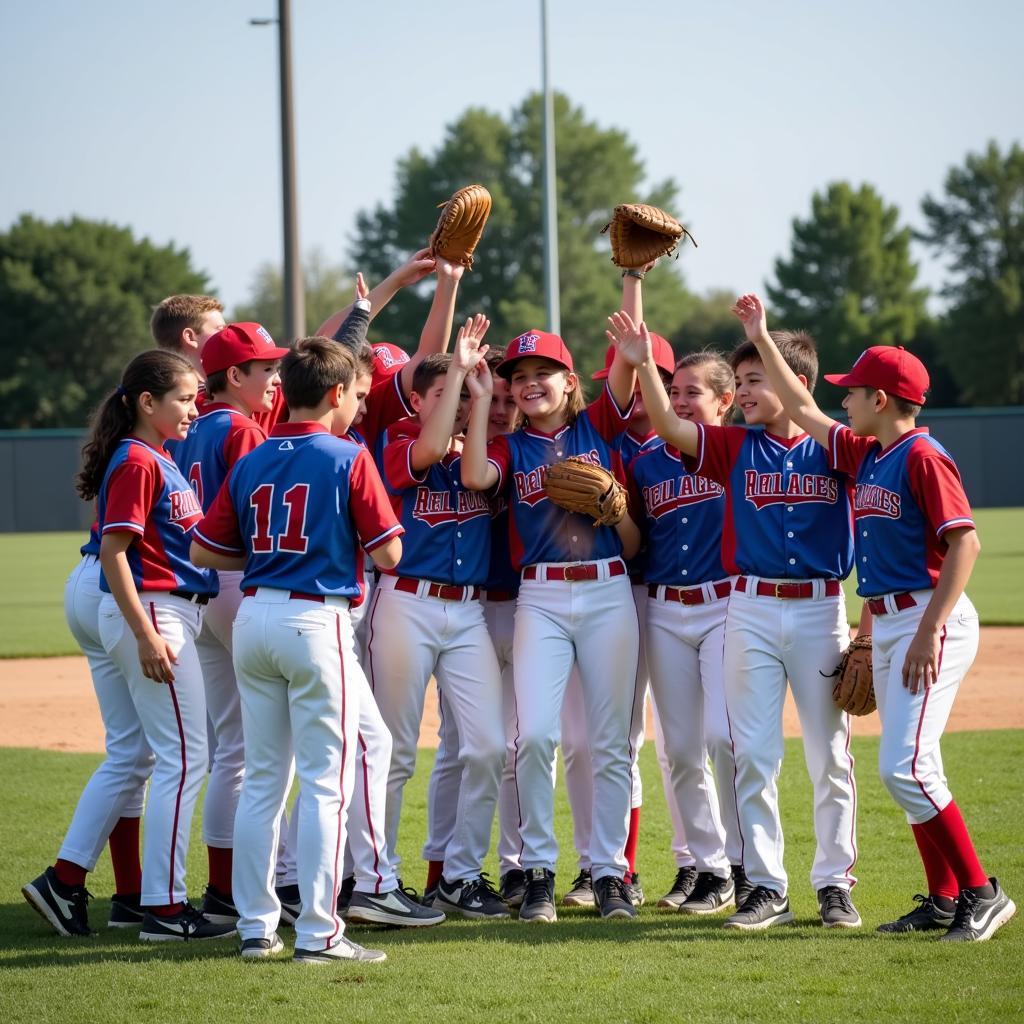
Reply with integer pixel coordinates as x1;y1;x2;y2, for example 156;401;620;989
484;346;506;372
77;350;196;500
892;396;922;417
150;294;223;349
352;342;375;378
412;353;452;397
675;349;736;423
730;329;819;392
205;360;255;397
280;337;357;409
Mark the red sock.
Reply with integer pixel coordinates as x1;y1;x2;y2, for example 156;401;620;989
910;823;959;900
207;846;233;896
916;801;989;891
150;902;185;917
53;859;87;888
426;860;444;889
108;816;142;895
624;806;641;874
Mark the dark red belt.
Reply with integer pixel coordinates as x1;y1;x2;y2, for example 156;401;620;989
485;589;517;602
867;592;918;615
649;580;731;606
735;576;841;600
394;577;480;601
242;587;333;603
522;559;626;582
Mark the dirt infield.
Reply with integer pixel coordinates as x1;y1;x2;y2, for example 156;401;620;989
1;627;1021;753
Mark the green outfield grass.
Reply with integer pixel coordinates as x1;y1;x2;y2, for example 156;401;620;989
1;735;1022;1024
2;508;1021;657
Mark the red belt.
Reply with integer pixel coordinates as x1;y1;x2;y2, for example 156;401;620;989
394;577;480;601
485;589;517;602
522;559;626;582
867;592;918;615
735;576;841;600
242;587;333;603
649;580;731;606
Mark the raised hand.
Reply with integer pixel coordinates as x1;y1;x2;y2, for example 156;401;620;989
435;254;466;284
731;293;769;343
354;271;369;302
452;314;491;373
605;310;652;368
466;355;494;400
394;247;437;287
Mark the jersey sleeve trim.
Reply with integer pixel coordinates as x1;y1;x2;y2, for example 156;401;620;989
604;379;635;420
102;520;145;536
191;528;244;555
487;456;505;489
827;421;843;471
393;367;414;416
363;522;404;552
936;516;976;538
692;423;707;475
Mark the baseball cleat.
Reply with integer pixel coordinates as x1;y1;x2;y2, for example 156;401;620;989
434;874;510;919
241;933;285;959
731;864;754;909
518;868;557;923
940;878;1016;942
139;903;237;942
561;868;594;907
345;884;446;928
593;875;636;919
625;872;645;907
658;866;698;909
276;884;301;927
500;869;528;909
422;882;439;908
817;885;862;928
877;894;957;934
200;884;239;925
108;892;144;929
336;875;356;916
679;872;736;915
722;886;795;931
22;867;94;937
293;937;387;964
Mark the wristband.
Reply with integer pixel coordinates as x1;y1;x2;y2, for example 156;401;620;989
622;269;644;280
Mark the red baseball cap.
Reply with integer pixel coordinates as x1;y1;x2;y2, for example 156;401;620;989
591;334;675;380
496;330;574;379
201;323;290;376
824;345;930;405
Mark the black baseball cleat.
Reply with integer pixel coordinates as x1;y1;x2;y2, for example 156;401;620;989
422;882;439;907
276;884;301;927
519;868;557;923
723;886;795;931
434;873;510;919
593;875;636;919
940;878;1016;942
345;883;446;927
732;864;754;909
658;866;698;908
877;894;957;934
817;885;862;928
241;933;285;959
561;868;594;906
336;875;356;916
108;892;144;929
22;867;94;937
139;903;237;942
625;872;645;907
200;884;239;924
679;872;736;915
500;869;528;908
294;936;387;964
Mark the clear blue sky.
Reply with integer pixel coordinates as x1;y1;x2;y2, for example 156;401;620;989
1;0;1021;317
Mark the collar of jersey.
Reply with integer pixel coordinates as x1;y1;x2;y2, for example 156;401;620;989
874;425;930;462
126;435;178;465
523;424;570;441
196;401;247;418
762;429;810;450
270;422;330;437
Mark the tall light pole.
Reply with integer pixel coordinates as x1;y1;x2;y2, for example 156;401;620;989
251;0;305;342
540;0;560;335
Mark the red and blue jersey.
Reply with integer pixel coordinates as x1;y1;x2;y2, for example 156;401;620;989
81;521;101;557
361;367;415;456
486;386;632;570
828;424;974;597
694;424;854;580
379;417;492;585
193;423;401;606
615;429;664;580
97;437;214;595
629;444;726;586
485;497;519;594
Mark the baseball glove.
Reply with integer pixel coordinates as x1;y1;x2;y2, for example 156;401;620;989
543;457;627;527
428;184;492;269
830;634;876;716
601;203;697;269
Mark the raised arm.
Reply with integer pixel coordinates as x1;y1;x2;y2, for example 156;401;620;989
460;358;500;491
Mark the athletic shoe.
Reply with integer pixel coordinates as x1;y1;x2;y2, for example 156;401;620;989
241;933;285;959
200;884;239;924
877;894;957;934
817;886;862;928
593;875;636;919
679;872;736;915
337;875;355;915
723;886;795;931
732;864;754;909
940;878;1017;943
422;882;439;908
657;866;698;909
108;892;144;929
500;869;528;909
139;903;237;942
22;867;93;937
276;884;301;927
434;874;510;919
345;885;446;927
294;937;387;964
625;872;645;907
561;868;594;907
519;868;557;923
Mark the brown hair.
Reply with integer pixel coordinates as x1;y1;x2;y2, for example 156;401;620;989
675;349;736;423
280;337;357;409
352;342;375;379
508;367;586;432
205;361;254;397
484;346;506;373
77;351;196;500
730;329;819;392
412;353;453;397
150;294;224;350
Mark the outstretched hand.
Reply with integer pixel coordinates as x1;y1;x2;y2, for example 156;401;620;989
605;311;652;368
354;271;369;303
435;255;466;284
731;293;769;343
452;314;491;373
465;356;494;400
394;247;437;287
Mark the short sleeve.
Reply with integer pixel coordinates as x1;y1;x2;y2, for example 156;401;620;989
223;421;266;467
102;459;158;536
381;426;427;492
828;422;876;477
584;383;635;443
350;448;405;552
907;443;975;539
485;434;511;491
361;370;414;452
692;424;746;485
193;472;245;555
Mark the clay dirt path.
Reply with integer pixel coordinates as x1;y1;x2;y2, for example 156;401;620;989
1;628;1022;754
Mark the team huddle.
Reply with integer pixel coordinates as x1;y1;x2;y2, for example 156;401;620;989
20;201;1016;963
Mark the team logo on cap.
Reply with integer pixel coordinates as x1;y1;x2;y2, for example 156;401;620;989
373;344;410;369
513;332;540;353
255;325;274;346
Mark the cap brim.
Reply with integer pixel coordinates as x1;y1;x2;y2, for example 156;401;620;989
591;368;610;381
823;372;862;388
496;353;573;380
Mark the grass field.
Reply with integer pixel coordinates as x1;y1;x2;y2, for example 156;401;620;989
2;736;1022;1024
1;507;1022;657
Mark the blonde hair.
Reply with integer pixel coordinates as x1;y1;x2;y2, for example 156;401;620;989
150;294;223;350
509;371;586;432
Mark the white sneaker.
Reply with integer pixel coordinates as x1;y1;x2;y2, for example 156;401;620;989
293;936;387;964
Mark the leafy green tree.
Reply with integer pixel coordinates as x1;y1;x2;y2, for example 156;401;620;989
672;289;745;354
350;92;697;384
766;182;928;388
0;215;210;428
920;141;1024;405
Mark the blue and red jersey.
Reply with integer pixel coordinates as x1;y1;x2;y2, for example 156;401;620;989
615;428;664;580
194;423;401;606
486;385;632;570
485;497;520;595
361;367;415;455
694;424;854;580
828;424;974;597
629;444;727;586
379;416;492;585
81;521;101;557
97;437;214;595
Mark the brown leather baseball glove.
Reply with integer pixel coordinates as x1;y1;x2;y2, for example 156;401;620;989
830;634;876;716
428;184;492;269
601;203;697;269
543;457;627;527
